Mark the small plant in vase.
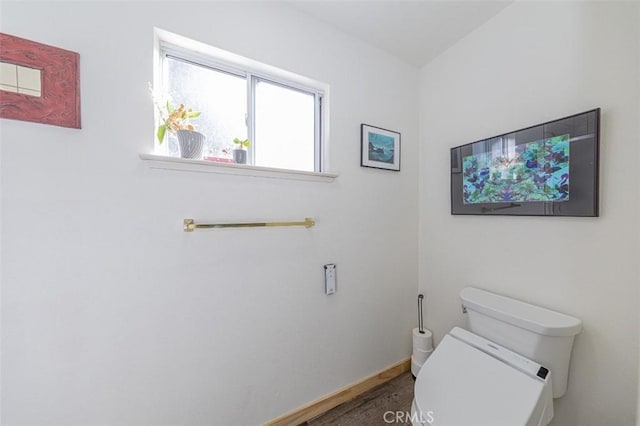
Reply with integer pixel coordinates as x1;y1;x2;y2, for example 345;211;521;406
232;137;250;164
154;95;205;159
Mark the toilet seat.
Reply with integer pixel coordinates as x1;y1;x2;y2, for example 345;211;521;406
412;327;553;426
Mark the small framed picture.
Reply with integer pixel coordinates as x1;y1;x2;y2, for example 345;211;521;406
361;124;401;171
0;33;81;129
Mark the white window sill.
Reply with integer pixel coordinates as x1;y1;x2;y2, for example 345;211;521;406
139;153;338;182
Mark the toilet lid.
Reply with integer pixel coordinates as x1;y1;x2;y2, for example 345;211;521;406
414;333;547;426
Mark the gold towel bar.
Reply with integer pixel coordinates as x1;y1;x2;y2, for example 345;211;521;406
184;217;315;232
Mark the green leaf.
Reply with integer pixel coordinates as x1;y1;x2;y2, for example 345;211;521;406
188;111;201;118
233;137;250;147
166;101;174;113
157;124;167;144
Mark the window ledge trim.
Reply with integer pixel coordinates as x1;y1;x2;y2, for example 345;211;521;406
139;153;338;182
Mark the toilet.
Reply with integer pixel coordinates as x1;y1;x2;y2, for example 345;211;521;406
412;287;582;426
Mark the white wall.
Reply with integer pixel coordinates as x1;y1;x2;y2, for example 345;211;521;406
0;2;419;425
419;2;639;425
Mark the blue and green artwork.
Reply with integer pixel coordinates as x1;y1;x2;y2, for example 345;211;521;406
368;132;395;164
462;134;570;204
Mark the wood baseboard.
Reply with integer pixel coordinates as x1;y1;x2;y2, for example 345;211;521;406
264;357;411;426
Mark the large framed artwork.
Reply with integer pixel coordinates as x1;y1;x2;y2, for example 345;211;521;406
0;33;81;129
361;124;401;171
450;109;600;216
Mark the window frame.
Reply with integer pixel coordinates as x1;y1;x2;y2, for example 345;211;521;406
153;28;328;173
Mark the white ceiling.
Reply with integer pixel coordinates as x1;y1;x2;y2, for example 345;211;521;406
289;1;512;67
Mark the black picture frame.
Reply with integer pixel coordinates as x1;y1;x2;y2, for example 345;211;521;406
450;109;600;216
361;124;401;171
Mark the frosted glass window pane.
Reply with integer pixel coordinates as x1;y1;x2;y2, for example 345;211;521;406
255;80;315;172
166;56;247;159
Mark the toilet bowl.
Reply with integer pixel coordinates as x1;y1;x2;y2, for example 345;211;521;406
412;287;582;426
412;327;553;426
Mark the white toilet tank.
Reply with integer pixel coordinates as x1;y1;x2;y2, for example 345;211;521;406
460;287;582;398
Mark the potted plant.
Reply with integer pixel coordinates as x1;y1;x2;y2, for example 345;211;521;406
155;100;205;159
232;137;250;164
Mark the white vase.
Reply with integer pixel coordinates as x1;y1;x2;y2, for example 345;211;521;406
176;130;205;159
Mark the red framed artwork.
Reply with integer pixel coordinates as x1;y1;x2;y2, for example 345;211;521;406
0;33;80;129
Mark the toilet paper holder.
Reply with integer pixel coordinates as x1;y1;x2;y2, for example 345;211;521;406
418;294;425;334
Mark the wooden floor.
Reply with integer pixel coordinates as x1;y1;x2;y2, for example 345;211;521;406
301;372;415;426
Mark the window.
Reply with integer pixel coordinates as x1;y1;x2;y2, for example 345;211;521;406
154;30;327;173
